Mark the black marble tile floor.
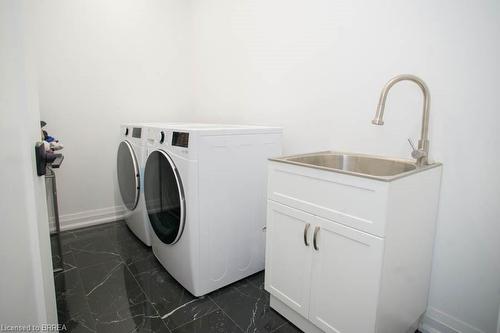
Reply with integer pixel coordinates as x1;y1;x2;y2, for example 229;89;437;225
50;221;302;333
51;221;423;333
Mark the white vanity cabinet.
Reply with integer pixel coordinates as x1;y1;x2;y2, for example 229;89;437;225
265;160;442;333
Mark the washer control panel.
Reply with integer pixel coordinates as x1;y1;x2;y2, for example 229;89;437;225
132;127;142;138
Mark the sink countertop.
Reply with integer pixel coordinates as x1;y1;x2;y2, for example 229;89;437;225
269;151;442;182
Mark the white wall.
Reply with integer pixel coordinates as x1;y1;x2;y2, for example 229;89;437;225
191;0;500;332
36;0;193;228
0;0;56;325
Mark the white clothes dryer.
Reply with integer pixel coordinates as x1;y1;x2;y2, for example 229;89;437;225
116;124;152;246
142;123;282;296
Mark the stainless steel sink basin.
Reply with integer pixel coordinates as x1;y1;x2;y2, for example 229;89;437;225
270;151;440;181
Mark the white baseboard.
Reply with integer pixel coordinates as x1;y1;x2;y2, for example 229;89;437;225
420;307;486;333
497;307;500;333
58;206;127;231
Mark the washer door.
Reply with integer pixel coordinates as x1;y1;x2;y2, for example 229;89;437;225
117;141;140;211
144;150;186;245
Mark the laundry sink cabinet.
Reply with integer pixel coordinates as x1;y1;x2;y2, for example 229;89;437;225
264;158;442;333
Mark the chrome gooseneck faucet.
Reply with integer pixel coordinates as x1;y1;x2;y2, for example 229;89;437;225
372;74;431;167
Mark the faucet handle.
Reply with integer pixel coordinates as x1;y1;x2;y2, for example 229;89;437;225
407;138;417;151
408;138;427;160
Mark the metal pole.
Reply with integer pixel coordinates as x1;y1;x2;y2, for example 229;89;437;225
46;166;63;273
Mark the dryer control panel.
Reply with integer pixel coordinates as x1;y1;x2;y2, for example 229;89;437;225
172;132;189;148
145;127;194;160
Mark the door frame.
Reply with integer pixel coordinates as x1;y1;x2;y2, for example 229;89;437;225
0;0;57;326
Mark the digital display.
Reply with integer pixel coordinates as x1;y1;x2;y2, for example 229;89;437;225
172;132;189;148
132;127;142;138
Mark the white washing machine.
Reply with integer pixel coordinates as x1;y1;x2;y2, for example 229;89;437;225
142;123;282;296
116;124;152;246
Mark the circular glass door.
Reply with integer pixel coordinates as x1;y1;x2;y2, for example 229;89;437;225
117;141;140;211
144;150;185;244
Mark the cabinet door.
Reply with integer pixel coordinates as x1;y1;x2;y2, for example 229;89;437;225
265;201;314;317
309;217;384;333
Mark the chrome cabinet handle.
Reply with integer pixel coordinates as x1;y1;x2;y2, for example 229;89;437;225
313;226;320;251
303;223;311;246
